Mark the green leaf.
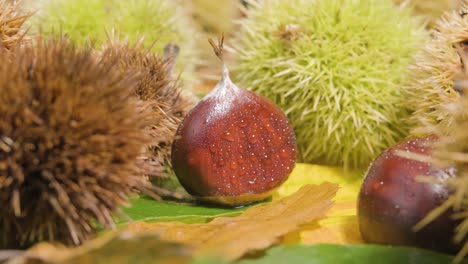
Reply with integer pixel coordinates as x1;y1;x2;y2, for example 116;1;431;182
121;197;246;224
121;164;358;226
237;244;464;264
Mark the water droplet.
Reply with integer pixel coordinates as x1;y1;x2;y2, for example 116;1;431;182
230;175;238;184
230;161;238;170
250;152;258;162
240;129;246;138
266;138;273;146
264;122;274;132
239;166;246;175
248;134;258;143
222;131;235;142
248;178;257;184
238;145;246;153
218;158;225;166
238;119;247;127
209;144;217;153
280;149;289;158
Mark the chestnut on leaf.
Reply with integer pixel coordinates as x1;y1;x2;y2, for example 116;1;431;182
171;37;297;207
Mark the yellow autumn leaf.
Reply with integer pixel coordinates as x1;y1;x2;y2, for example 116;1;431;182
126;182;338;260
276;163;365;245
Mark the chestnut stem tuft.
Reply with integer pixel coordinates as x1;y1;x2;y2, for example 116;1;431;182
208;34;225;62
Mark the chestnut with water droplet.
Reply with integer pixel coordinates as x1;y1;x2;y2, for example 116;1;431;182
171;37;297;206
358;135;459;253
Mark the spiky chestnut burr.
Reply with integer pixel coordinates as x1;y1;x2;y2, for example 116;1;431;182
358;135;459;254
0;0;30;50
0;38;154;247
100;38;196;197
426;74;468;262
392;0;459;27
406;2;468;136
25;0;201;86
171;37;297;207
232;0;427;169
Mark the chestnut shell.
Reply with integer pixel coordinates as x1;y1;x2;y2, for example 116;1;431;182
358;135;459;253
171;85;296;204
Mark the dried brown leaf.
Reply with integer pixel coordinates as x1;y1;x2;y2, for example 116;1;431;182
126;183;338;260
5;232;192;264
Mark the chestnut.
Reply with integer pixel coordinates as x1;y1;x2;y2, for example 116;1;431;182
358;135;459;253
171;37;297;207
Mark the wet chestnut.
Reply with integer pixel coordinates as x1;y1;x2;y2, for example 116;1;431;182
358;135;458;253
171;37;297;206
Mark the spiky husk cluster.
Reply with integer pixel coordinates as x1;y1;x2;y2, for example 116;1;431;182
427;17;468;257
392;0;460;27
25;0;201;86
0;0;30;50
232;0;427;169
0;38;154;247
100;38;195;196
428;94;468;262
407;3;468;261
406;3;468;136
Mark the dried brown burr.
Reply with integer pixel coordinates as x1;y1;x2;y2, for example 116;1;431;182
0;37;154;247
0;0;30;50
101;38;196;197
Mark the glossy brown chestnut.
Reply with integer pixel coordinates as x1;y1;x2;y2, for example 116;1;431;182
358;135;459;253
171;65;296;206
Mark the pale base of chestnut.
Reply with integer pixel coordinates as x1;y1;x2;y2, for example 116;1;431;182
197;188;278;207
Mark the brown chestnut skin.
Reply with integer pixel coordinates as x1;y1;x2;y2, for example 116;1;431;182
171;73;296;206
358;135;459;253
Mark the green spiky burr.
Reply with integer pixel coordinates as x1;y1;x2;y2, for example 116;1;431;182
232;0;427;169
25;0;201;86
